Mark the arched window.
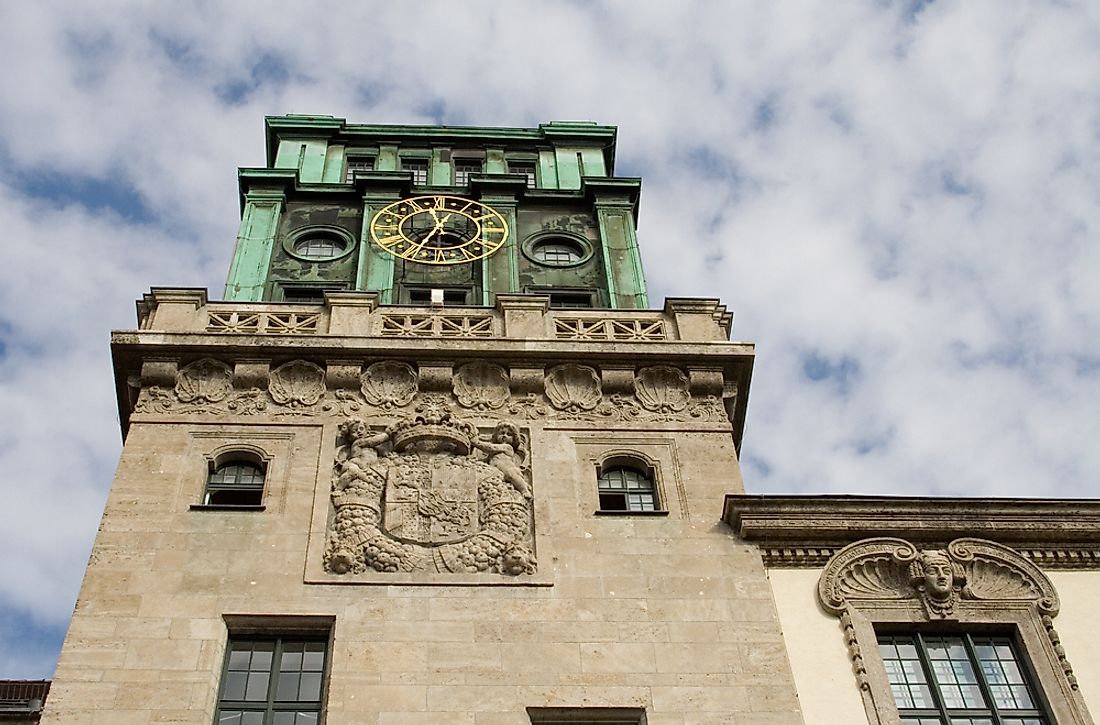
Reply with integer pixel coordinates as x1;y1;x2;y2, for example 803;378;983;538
204;452;266;507
597;463;657;512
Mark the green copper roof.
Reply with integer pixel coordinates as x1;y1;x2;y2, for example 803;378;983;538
263;115;619;174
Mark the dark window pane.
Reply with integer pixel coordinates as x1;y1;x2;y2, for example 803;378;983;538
276;672;300;701
299;672;322;701
302;643;325;671
243;672;268;701
223;671;247;701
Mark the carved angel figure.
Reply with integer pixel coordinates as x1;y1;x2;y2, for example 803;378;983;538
334;419;390;491
473;422;531;499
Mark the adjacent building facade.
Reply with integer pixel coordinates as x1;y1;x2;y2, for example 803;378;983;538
40;116;1099;724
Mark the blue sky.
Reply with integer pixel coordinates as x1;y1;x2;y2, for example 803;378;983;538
1;0;1099;678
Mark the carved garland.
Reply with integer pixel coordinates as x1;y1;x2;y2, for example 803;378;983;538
133;359;730;424
817;537;1077;691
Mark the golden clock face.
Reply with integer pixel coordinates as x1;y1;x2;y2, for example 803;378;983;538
369;195;509;265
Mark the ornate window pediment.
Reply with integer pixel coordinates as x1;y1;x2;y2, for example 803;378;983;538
818;537;1058;622
817;537;1092;725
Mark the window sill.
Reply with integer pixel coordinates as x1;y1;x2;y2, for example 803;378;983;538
594;509;669;517
190;504;265;512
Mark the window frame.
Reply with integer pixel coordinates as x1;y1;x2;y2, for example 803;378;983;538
452;157;483;187
399;155;431;186
283;225;356;263
527;706;647;724
877;631;1050;724
193;447;270;511
507;158;538;187
817;537;1089;725
276;283;348;304
524;286;602;309
593;454;666;516
521;231;594;269
343;154;376;183
401;285;473;306
215;616;334;725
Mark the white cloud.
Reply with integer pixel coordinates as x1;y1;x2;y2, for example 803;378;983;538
0;0;1098;677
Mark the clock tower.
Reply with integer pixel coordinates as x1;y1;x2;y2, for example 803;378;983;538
42;116;788;724
227;115;649;310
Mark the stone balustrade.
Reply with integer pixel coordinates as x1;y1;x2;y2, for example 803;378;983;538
136;289;735;343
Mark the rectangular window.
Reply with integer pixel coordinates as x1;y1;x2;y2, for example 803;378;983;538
405;287;469;305
344;156;375;182
401;158;429;186
878;633;1048;724
453;158;482;186
279;285;345;304
508;161;537;187
216;636;328;725
527;706;647;724
548;290;596;309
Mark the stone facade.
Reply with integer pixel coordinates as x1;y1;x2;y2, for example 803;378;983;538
726;496;1100;725
41;290;806;724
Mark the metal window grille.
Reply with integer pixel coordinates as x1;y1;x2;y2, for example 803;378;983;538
216;637;327;725
454;159;482;186
402;159;429;185
878;634;1047;724
205;462;265;506
597;467;656;512
344;156;375;182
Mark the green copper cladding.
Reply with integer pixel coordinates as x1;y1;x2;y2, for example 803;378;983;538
226;115;648;307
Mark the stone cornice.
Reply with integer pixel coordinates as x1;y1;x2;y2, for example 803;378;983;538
724;494;1100;569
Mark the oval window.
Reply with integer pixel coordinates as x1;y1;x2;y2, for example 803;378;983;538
293;235;347;260
531;239;585;266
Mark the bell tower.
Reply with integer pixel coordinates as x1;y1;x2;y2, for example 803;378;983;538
40;117;801;725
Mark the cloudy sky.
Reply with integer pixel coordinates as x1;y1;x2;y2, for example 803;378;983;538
2;0;1099;678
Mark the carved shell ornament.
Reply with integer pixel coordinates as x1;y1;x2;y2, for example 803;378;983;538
544;364;602;412
360;361;418;409
269;360;326;407
175;359;232;403
453;362;510;411
635;365;691;414
818;537;1059;620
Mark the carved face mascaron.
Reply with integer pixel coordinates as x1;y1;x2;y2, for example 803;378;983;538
369;195;509;265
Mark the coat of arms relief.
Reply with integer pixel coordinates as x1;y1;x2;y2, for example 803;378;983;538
322;400;537;577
